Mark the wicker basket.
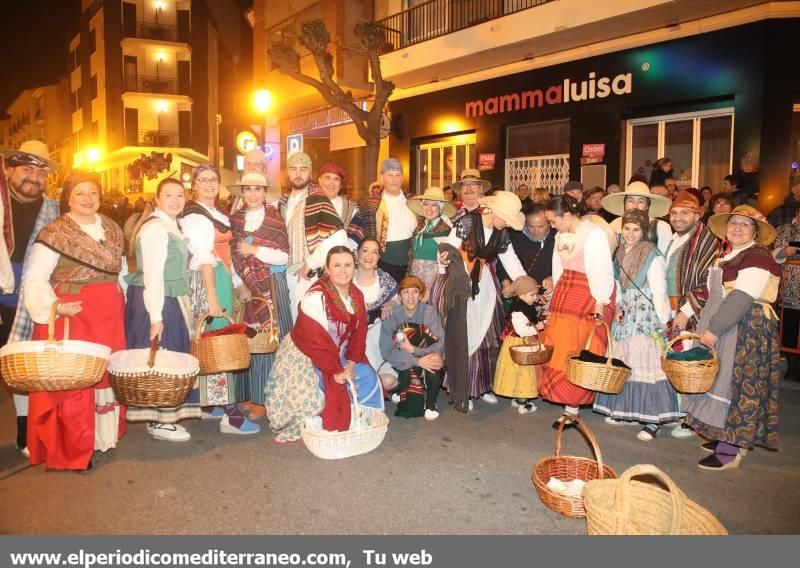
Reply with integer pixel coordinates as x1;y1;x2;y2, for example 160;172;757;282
190;312;251;374
567;320;631;394
237;297;280;354
0;301;110;393
300;379;389;460
510;333;553;366
583;464;727;535
109;338;200;407
532;415;616;518
661;333;719;393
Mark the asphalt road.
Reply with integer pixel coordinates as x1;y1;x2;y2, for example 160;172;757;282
1;380;799;535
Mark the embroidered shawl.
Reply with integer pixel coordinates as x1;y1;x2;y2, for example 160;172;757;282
36;214;124;282
304;189;365;254
230;205;289;324
359;268;398;324
291;275;369;432
676;222;720;317
615;240;658;291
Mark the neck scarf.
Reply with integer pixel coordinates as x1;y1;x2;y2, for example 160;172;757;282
36;213;123;277
180;201;230;233
615;240;657;290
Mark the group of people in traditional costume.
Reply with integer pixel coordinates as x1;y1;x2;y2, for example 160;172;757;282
0;139;786;473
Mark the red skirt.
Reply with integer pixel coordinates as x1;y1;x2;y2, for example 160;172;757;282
539;270;615;406
28;281;127;470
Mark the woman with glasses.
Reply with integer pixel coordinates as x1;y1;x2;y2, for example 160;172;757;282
683;206;781;470
179;165;260;435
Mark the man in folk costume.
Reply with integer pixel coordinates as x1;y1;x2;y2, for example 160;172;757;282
360;159;418;283
663;190;720;438
0;141;60;458
452;168;488;221
432;191;527;412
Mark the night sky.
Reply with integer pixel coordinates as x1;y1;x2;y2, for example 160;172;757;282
0;0;82;115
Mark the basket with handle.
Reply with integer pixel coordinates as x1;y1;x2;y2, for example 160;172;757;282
661;333;718;393
583;464;727;535
531;415;616;518
0;300;110;392
108;337;200;407
510;332;553;366
190;312;250;374
237;297;280;354
300;377;389;460
567;319;630;394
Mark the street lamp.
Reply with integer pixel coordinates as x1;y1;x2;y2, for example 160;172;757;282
86;147;102;167
252;89;274;148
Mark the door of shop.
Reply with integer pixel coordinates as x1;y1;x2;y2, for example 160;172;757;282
415;134;477;193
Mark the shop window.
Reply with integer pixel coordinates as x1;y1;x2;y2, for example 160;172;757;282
505;120;570;195
626;109;733;191
415;133;477;193
90;75;98;100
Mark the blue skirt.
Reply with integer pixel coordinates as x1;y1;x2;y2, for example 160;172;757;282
124;285;201;423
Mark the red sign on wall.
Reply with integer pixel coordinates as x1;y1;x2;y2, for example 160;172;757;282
582;144;605;158
478;153;496;171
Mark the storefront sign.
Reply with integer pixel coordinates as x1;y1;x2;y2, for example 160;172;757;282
582;143;605;159
465;72;632;118
235;131;258;154
478;153;496;171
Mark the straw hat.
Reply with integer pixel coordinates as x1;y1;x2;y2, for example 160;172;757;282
707;205;776;246
407;186;456;218
601;181;671;218
227;170;271;196
2;140;57;170
478;190;524;231
451;168;491;194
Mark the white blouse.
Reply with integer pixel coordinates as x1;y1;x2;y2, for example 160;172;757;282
137;208;184;324
242;208;289;266
300;289;353;332
179;202;229;270
551;222;615;305
23;214;127;324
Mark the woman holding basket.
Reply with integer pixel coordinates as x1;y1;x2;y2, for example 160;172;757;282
124;178;200;441
229;170;291;421
23;171;126;470
684;205;782;470
179;165;259;435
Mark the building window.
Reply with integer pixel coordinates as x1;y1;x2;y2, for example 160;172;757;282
90;75;98;99
71;90;80;113
505;120;571;195
69;47;79;70
415;133;477;193
89;29;96;54
92;121;99;141
626;108;734;191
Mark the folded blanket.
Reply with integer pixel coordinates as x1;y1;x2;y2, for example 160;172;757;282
201;322;250;338
666;346;713;361
572;350;631;370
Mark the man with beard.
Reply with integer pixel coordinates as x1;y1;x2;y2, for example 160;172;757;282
0;141;61;458
663;190;720;438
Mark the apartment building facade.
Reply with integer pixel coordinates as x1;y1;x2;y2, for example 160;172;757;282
257;0;800;210
70;0;251;195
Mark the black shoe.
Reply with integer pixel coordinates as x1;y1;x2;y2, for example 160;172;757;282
16;416;28;456
698;452;741;471
551;416;577;430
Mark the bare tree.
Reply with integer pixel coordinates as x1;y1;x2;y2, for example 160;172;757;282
270;20;394;189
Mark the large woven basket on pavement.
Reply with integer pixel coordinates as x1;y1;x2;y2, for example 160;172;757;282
567;319;630;394
109;338;200;407
237;297;280;354
301;378;389;460
0;301;110;392
532;415;616;518
583;464;727;535
510;332;553;366
190;312;250;374
661;333;719;393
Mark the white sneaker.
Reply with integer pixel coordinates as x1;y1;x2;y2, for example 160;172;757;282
604;416;625;425
468;400;474;412
391;393;401;404
518;402;538;415
146;422;191;442
670;423;694;439
19;447;30;458
511;399;523;408
219;415;261;435
424;409;440;421
481;392;498;404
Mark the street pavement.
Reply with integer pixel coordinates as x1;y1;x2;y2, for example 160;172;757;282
1;379;799;535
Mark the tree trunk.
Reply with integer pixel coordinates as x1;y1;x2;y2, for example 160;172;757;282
360;135;381;201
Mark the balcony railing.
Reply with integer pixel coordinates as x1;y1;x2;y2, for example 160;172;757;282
124;75;189;96
125;21;190;43
376;0;555;52
134;130;179;147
